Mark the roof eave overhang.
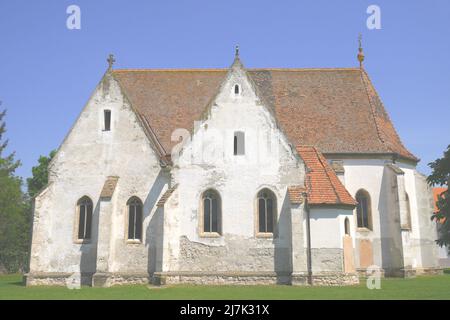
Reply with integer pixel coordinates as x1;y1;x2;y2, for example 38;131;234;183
307;202;357;210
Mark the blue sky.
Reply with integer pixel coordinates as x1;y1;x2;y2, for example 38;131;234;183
0;0;449;180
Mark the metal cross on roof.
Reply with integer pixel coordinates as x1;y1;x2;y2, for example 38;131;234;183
107;54;115;70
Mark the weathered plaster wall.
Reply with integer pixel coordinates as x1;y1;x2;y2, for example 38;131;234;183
327;157;440;272
308;208;353;272
29;72;167;278
167;64;306;274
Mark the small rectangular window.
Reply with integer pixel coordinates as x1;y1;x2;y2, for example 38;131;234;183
234;131;245;155
104;110;111;131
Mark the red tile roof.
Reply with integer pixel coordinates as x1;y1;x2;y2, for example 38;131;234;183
113;67;417;162
287;186;307;204
296;146;357;207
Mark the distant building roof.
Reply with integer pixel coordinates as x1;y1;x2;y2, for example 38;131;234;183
433;187;447;213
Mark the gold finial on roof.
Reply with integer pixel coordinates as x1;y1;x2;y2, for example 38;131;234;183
357;34;365;67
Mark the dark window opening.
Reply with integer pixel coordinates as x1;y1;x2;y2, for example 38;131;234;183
356;190;372;229
78;197;93;240
257;189;276;233
104;110;111;131
344;217;350;235
128;197;143;240
233;131;245;155
234;84;240;95
203;190;221;234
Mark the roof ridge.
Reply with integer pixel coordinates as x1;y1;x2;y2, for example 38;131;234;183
359;69;417;161
112;67;360;73
113;68;227;72
359;68;387;147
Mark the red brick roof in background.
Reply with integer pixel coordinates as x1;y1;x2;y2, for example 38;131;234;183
433;187;447;213
113;67;417;162
287;186;307;204
297;146;357;207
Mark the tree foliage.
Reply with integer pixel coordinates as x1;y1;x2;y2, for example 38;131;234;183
27;150;56;199
427;144;450;247
0;108;30;273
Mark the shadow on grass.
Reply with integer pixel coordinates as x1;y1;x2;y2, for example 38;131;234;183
10;281;25;287
443;268;450;275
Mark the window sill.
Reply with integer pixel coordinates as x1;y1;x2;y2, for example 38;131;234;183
356;227;372;233
74;239;91;245
199;232;222;238
256;232;274;239
126;239;142;245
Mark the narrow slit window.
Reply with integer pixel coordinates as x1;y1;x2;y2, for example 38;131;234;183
104;110;111;131
233;131;245;155
234;84;240;95
344;217;350;235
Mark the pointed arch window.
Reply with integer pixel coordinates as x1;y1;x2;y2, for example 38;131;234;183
127;197;143;241
77;196;93;240
257;189;277;235
355;189;372;230
201;189;221;235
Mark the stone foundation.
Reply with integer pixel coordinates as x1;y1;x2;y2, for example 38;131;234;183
24;272;93;286
25;271;360;287
92;272;149;287
310;272;359;286
357;267;443;278
153;271;359;286
24;272;149;287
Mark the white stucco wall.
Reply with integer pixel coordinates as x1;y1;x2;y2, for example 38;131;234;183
29;72;168;275
327;157;439;271
167;63;306;273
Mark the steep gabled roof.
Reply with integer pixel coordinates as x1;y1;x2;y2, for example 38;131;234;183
296;146;357;207
112;67;417;162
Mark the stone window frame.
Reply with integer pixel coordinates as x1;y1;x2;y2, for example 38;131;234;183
73;195;94;244
255;188;278;238
355;189;373;232
125;196;144;244
198;189;222;238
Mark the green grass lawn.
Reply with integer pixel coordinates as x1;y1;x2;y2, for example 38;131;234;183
0;273;449;300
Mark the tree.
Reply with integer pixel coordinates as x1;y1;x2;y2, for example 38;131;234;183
427;144;450;247
27;150;56;199
0;107;29;273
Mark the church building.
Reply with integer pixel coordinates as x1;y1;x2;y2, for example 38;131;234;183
25;43;441;287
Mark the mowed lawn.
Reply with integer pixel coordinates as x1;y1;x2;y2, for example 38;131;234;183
0;273;449;300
